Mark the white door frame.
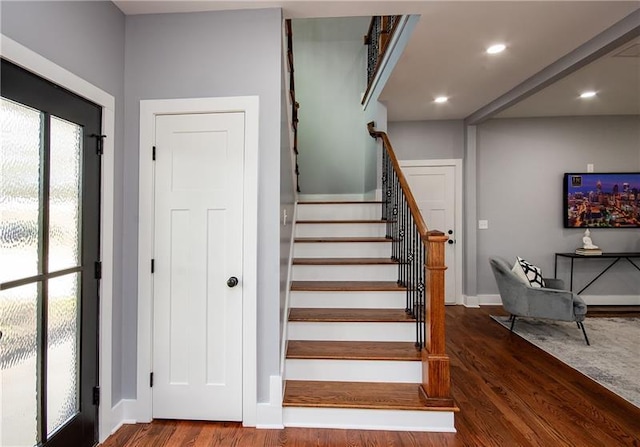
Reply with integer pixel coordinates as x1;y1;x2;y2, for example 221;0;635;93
399;159;463;305
136;97;259;426
0;35;116;442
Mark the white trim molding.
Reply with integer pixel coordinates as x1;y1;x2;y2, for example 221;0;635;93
470;294;640;306
109;399;137;436
0;34;116;443
463;295;481;308
279;204;297;379
256;375;284;429
136;96;259;426
398;159;464;305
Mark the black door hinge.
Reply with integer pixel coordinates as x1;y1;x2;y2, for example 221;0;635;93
91;134;106;155
150;372;154;388
92;386;100;406
151;259;155;273
152;146;156;161
94;261;102;280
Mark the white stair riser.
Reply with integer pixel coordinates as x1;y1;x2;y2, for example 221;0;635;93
294;242;391;258
285;359;421;383
295;223;386;238
292;264;397;281
297;203;381;221
283;407;456;432
287;322;414;342
290;291;406;309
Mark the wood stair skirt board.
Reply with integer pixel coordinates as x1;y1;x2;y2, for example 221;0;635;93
282;381;456;432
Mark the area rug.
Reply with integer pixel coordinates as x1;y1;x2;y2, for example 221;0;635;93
491;315;640;408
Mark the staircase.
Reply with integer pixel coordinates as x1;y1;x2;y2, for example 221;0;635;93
282;200;456;432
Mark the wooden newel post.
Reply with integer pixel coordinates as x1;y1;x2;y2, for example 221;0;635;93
421;230;452;399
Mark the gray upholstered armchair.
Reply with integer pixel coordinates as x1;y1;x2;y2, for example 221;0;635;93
489;257;589;345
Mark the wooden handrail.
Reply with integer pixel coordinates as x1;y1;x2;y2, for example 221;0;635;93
367;122;429;241
368;122;453;404
286;19;301;193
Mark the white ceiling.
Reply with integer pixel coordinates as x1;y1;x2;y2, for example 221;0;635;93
112;1;640;121
495;37;640;118
379;2;639;121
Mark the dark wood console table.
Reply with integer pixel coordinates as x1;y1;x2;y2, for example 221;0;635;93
554;252;640;294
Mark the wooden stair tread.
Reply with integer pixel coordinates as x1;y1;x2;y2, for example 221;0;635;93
298;201;383;205
295;237;390;243
296;219;386;224
291;281;406;292
286;340;421;361
293;258;397;265
289;308;414;322
283;380;456;411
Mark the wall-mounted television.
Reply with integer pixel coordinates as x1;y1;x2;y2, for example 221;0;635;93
564;173;640;228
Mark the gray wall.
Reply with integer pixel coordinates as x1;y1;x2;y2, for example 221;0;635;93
387;120;465;160
1;0;127;403
123;9;282;402
476;116;640;296
293;17;372;195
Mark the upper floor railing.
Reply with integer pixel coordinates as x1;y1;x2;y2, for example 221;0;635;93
368;122;453;402
363;16;401;98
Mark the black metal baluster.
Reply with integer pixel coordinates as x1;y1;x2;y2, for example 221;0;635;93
418;243;425;349
416;239;421;349
393;170;399;263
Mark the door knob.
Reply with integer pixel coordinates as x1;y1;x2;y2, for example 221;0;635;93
227;276;239;288
448;239;455;245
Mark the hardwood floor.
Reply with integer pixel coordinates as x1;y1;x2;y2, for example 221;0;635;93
101;306;640;447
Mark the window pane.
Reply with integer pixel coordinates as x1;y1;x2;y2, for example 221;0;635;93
49;116;82;272
0;98;43;284
0;282;39;447
47;273;80;436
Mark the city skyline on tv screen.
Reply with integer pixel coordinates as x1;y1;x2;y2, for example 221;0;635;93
564;173;640;228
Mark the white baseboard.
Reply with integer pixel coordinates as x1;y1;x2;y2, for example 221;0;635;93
280;203;297;381
467;294;640;307
109;399;137;438
298;193;369;201
581;294;640;306
477;294;502;306
256;375;283;429
462;294;480;308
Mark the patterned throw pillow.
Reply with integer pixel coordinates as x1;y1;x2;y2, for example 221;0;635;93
515;257;546;288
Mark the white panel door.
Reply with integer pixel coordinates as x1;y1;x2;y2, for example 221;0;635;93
401;165;456;304
153;112;244;420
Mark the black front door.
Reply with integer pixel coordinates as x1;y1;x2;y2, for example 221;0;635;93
1;59;101;447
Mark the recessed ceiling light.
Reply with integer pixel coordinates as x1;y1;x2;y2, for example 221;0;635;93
580;91;597;99
486;44;506;54
434;96;448;103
